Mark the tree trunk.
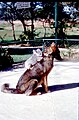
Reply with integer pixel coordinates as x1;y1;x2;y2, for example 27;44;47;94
43;20;46;38
9;20;16;41
12;21;16;41
21;20;26;34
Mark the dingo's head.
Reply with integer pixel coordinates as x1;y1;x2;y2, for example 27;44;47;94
44;42;63;60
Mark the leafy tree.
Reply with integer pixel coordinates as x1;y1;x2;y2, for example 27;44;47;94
0;2;16;40
0;2;79;41
0;2;32;34
0;48;14;70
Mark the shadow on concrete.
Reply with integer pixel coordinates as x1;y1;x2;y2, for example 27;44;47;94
48;82;79;92
35;82;79;95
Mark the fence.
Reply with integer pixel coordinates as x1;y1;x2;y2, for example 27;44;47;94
0;38;79;46
0;38;79;55
3;38;79;45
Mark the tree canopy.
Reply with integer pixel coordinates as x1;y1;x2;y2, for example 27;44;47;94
0;2;79;40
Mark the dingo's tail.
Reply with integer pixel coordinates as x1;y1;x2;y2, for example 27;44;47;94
1;83;18;94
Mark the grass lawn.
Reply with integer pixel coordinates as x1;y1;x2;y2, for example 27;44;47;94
0;20;79;42
11;54;32;63
0;20;79;63
0;20;54;42
0;21;23;42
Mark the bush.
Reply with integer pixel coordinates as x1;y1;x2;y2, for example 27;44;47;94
18;30;40;41
0;48;14;70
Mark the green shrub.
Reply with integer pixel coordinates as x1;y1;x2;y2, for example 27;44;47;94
18;29;40;41
0;48;14;70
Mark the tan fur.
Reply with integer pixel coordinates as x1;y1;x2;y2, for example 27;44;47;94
1;42;62;95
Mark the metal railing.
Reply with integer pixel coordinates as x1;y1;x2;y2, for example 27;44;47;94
0;38;79;47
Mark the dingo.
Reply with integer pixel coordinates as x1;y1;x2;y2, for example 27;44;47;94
1;42;62;95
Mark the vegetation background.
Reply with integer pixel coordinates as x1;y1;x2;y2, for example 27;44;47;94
0;2;79;70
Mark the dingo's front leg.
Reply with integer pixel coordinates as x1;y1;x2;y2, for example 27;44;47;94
41;75;48;93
